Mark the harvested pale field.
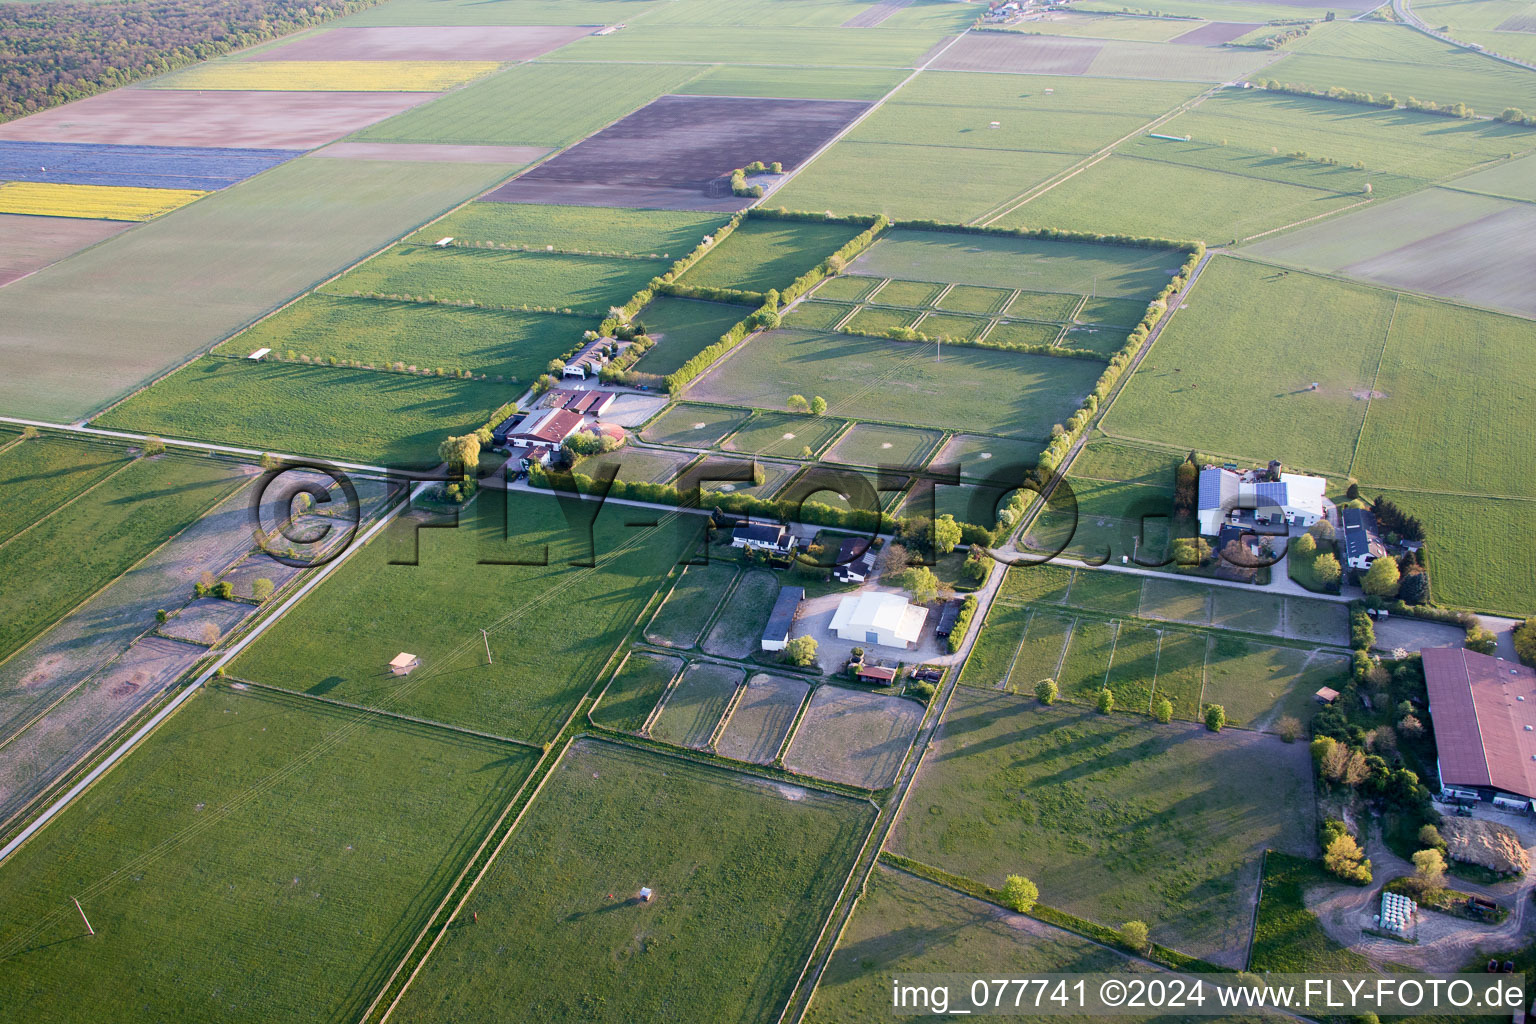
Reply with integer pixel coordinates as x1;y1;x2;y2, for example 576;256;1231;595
247;25;593;61
0;89;438;149
930;31;1277;81
716;673;808;764
0;157;518;421
151;61;501;92
1247;188;1536;319
0;214;129;287
650;661;743;750
1451;153;1536;203
784;684;924;789
0;182;206;222
157;597;252;645
702;570;782;660
312;142;548;163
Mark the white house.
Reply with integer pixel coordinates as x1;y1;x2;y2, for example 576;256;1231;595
1343;507;1387;570
731;522;796;555
1197;465;1328;536
829;592;928;650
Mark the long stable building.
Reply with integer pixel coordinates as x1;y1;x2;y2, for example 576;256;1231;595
1423;646;1536;808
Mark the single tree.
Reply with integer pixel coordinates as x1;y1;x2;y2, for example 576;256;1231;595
1313;553;1343;587
900;565;941;606
1001;875;1038;913
1465;626;1498;656
1515;618;1536;667
1036;678;1058;705
1342;748;1370;787
1204;704;1226;732
438;433;482;475
1152;696;1173;724
1120;920;1150;955
810;396;827;416
1413;848;1447;891
1417;824;1444;850
787;394;810;413
213;581;234;601
1362;556;1401;597
783;635;818;667
1398;570;1430;605
1277;715;1302;743
878;543;911;578
1291;532;1317;560
1323;832;1372;884
1096;688;1115;714
932;514;963;556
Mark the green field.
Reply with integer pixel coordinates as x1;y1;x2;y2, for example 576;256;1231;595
998;154;1365;245
1151;630;1209;721
229;491;700;743
0;453;242;664
354;63;705;147
915;311;989;341
1373;487;1536;616
575;446;694;485
781;299;853;331
1007;289;1085;322
0;684;537;1024
682;219;863;294
646;562;740;648
957;600;1033;690
1103;256;1396;476
823;422;942;468
676;64;906;100
1055;617;1117;703
703;570;782;659
650;661;742;748
391;739;874;1024
688;328;1104;440
410;203;729;257
935;284;1012;315
850;229;1181;299
1202;639;1340;731
813;274;880;302
542;24;960;67
0;435;131;546
640;402;754;448
344;0;669;26
215;296;581;382
722;411;848;458
322;245;668;315
844;305;920;335
95;358;511;467
872;278;945;307
0;157;523;422
592;651;683;733
633;297;753;377
892;692;1315;964
986;320;1066;349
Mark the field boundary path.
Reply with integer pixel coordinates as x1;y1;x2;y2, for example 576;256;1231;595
1394;0;1536;72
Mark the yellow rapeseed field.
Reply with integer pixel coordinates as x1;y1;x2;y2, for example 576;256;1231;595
160;60;502;92
0;182;208;221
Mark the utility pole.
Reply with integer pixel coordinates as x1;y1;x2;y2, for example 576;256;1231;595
482;629;492;665
74;897;94;936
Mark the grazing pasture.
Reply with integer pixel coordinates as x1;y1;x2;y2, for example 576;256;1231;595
247;24;594;62
95;359;510;467
929;31;1277;81
823;422;942;468
851;229;1180;298
677;64;905;101
914;311;989;340
722;411;848;459
682;218;864;293
354;63;704;149
812;274;880;302
0;453;243;665
542;24;956;67
716;673;808;763
0;140;301;190
1202;640;1330;730
783;684;923;789
390;739;874;1024
936;284;1011;315
322;245;668;315
150;60;500;91
651;661;743;749
891;692;1315;965
0;435;131;545
869;277;944;306
0;684;536;1024
1103;256;1396;475
592;651;684;734
703;570;783;660
484;94;868;210
0;156;520;422
646;563;740;649
216;296;582;382
1370;487;1535;615
686;328;1104;440
641;402;754;448
845;305;920;335
0;214;128;287
411;203;728;256
781;299;853;331
575;446;695;485
1244;187;1536;319
0;182;205;221
229;492;701;744
933;433;1043;479
0;89;436;150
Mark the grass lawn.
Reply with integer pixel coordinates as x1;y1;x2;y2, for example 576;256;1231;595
1065;569;1144;618
721;411;847;459
1008;289;1082;321
1202;638;1330;731
998;154;1364;245
651;661;742;749
872;278;945;307
934;433;1044;480
322;245;668;315
1138;577;1211;625
1285;597;1349;645
806;865;1157;1023
997;562;1076;605
1055;618;1116;703
95;358;512;467
633;297;753;377
1249;852;1371;972
823;422;942;468
592;651;682;734
391;739;874;1024
958;600;1033;690
844;304;920;336
936;284;1012;315
1077;295;1150;329
688;329;1104;440
216;296;582;382
914;311;990;341
0;453;243;664
1103;256;1396;476
409;203;728;257
0;684;537;1024
811;274;880;302
1103;624;1161;715
781;299;853;331
0;435;132;546
641;402;754;448
354;63;705;148
1151;630;1209;721
574;446;693;485
645;562;740;649
851;229;1180;300
1005;611;1075;695
892;692;1315;965
1210;588;1285;635
682;219;863;295
986;319;1065;349
716;672;807;765
703;570;783;660
229;491;702;744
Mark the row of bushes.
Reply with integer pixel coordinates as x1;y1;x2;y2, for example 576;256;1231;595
893;217;1199;253
1231;23;1310;49
843;323;1107;363
728;161;780;198
662;292;780;393
946;594;978;654
780;214;890;305
1254;78;1482;120
1498;107;1536;127
656;281;770;306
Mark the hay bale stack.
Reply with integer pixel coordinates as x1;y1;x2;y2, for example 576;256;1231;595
1440;818;1530;875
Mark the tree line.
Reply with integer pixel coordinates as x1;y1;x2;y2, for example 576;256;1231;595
0;0;382;123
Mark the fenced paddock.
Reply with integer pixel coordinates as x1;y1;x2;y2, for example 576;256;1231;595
650;661;744;749
716;673;810;764
783;684;924;789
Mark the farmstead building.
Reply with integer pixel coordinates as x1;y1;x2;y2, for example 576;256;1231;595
829;591;928;650
1196;465;1329;536
1423;646;1536;806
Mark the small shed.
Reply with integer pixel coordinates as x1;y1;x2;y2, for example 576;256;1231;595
1315;686;1340;705
639;887;653;901
390;652;420;676
434;237;454;248
855;665;897;685
247;347;271;361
